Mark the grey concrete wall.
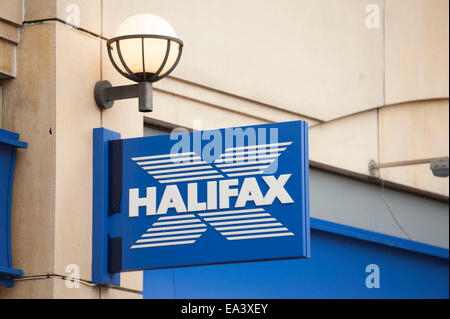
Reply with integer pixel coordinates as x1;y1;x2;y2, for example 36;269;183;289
310;168;449;248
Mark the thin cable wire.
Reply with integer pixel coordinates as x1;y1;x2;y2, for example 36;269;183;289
377;6;412;242
380;177;412;240
12;273;142;293
14;274;97;287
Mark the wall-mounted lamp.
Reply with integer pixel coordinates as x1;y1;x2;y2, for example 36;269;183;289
369;157;449;178
94;14;183;112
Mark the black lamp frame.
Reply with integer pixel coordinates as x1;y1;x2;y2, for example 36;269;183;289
94;34;184;112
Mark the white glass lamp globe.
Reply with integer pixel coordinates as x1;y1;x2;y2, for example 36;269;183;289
107;13;183;82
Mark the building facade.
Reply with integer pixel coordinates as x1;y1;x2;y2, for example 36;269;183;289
0;0;448;298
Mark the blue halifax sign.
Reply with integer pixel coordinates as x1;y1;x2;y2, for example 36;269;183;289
93;121;310;285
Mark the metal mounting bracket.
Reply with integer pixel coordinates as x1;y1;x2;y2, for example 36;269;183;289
94;80;153;112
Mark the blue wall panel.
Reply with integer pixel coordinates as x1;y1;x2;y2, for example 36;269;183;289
0;129;27;287
144;228;449;299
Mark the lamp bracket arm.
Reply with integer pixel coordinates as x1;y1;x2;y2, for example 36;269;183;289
105;83;140;101
94;81;153;112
